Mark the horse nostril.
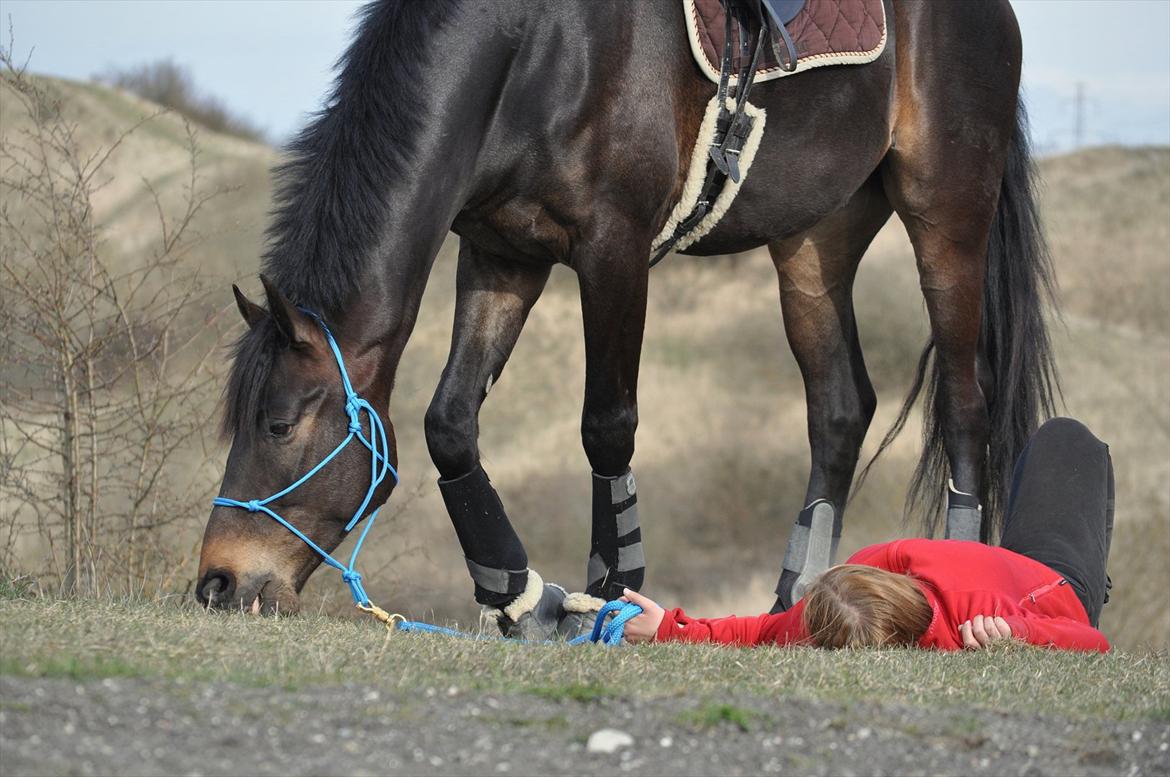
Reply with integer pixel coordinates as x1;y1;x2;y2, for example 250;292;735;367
196;569;235;607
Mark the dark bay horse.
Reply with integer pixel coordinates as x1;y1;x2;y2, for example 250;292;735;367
197;0;1056;630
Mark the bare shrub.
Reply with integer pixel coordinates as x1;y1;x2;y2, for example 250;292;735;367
0;46;231;595
95;59;265;144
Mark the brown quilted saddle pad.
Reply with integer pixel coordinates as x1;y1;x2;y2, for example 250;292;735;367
685;0;887;84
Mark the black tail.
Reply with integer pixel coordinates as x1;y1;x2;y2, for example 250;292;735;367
860;103;1060;538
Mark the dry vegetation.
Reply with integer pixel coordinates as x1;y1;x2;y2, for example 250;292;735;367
0;57;235;596
95;60;267;143
1;76;1167;650
0;72;274;595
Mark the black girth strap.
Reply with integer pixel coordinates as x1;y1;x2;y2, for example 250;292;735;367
651;0;798;268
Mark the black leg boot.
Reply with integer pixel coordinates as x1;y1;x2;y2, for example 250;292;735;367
438;464;563;639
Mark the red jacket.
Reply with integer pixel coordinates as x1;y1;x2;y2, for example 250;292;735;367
656;539;1109;652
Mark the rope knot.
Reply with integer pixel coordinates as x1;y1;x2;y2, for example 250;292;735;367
342;570;362;584
345;395;363;433
244;500;261;513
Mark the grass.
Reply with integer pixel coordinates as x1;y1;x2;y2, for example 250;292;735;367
530;682;613;703
678;703;769;732
1;596;1167;723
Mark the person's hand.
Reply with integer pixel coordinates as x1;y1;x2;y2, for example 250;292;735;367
617;588;666;644
959;614;1013;649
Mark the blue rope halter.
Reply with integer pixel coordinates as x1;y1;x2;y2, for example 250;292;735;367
211;309;399;607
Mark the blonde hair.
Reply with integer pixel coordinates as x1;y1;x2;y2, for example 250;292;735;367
801;564;933;648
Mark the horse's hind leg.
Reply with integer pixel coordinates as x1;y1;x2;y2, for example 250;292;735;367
770;177;892;612
425;238;550;613
880;125;1013;540
881;0;1023;541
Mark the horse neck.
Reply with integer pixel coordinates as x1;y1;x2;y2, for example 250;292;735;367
275;5;514;387
327;193;456;398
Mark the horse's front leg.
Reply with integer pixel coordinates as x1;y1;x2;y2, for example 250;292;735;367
425;239;551;616
575;224;651;601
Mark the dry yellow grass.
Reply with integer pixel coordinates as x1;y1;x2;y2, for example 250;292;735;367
2;593;1167;722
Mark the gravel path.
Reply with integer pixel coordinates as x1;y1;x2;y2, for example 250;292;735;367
2;676;1167;776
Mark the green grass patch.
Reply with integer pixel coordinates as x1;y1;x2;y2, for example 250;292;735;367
529;682;612;703
677;703;768;732
1;596;1167;723
0;577;36;600
0;652;143;682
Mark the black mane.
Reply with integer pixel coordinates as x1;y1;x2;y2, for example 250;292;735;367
221;318;281;442
224;1;458;441
261;0;459;317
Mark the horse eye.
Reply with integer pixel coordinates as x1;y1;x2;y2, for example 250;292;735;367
268;422;293;437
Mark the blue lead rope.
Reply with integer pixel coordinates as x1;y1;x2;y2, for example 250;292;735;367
581;600;644;645
212;309;399;607
392;600;645;646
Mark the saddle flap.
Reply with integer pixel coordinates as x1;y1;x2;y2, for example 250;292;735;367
686;0;888;85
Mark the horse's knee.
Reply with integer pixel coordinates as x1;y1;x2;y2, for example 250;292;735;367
424;397;478;477
581;403;638;475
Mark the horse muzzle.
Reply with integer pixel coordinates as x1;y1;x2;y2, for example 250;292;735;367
195;525;306;615
196;566;301;615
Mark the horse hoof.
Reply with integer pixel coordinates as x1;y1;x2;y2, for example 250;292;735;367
558;592;607;640
486;571;612;642
489;570;566;641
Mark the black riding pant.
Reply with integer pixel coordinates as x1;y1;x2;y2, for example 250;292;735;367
999;417;1114;627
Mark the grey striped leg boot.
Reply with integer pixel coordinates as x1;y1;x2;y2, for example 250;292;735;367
585;469;645;601
774;499;840;611
945;479;982;541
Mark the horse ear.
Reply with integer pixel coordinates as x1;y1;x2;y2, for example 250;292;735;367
232;284;266;329
259;274;315;345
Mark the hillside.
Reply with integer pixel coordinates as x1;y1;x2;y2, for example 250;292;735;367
1042;146;1170;336
0;74;275;284
2;77;1167;650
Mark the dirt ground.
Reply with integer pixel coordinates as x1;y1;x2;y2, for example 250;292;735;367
2;676;1167;777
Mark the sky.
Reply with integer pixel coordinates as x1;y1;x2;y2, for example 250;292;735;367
1;0;1168;153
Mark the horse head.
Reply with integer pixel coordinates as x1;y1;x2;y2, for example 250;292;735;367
195;276;397;614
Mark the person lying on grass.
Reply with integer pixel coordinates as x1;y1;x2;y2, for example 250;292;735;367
619;418;1113;653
